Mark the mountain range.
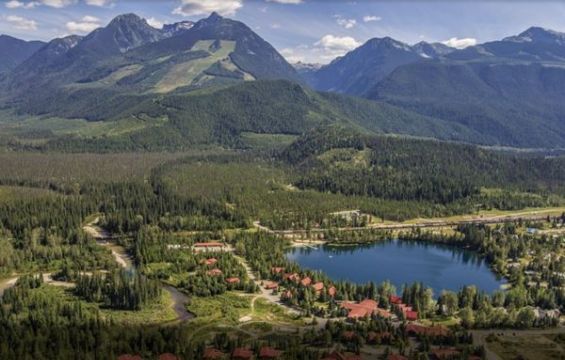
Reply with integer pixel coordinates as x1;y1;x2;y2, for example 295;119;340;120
0;13;564;149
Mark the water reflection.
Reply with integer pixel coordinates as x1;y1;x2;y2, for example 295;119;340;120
287;239;505;294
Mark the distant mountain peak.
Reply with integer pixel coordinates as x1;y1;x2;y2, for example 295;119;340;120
162;20;194;37
208;12;224;21
505;26;565;44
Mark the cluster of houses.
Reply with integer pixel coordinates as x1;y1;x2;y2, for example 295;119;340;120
270;267;337;300
193;242;228;253
203;346;283;359
336;296;418;322
201;256;241;285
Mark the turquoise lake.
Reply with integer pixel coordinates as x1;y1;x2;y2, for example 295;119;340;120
287;240;506;295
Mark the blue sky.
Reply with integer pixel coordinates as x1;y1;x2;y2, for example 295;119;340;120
2;0;565;63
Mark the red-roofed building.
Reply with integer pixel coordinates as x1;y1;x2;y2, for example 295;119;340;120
359;299;378;309
264;281;278;290
118;355;142;360
300;277;312;286
159;353;179;360
203;348;225;359
312;282;324;293
271;267;285;274
389;295;402;304
193;242;225;252
281;290;293;300
328;286;337;297
341;299;380;319
348;307;369;319
283;273;300;282
374;308;392;318
405;310;418;321
430;348;461;360
232;348;253;360
203;258;218;266
226;277;240;284
259;346;282;359
207;268;223;276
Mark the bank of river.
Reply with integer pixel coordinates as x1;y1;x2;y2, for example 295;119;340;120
288;239;506;295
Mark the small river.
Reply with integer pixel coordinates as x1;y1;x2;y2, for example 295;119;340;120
287;239;506;295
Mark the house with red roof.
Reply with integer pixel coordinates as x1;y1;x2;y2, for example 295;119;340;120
271;267;284;274
389;295;402;304
300;277;312;286
405;310;418;321
312;282;324;293
341;299;380;319
281;290;293;300
193;242;225;252
203;258;218;266
207;268;223;276
283;273;300;282
203;347;225;359
232;348;254;360
264;281;278;290
328;286;337;297
226;277;240;284
259;346;282;359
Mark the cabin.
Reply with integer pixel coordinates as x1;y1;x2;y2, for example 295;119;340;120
300;277;312;286
259;346;282;359
226;277;240;284
341;299;380;319
283;273;300;282
193;242;226;253
232;348;254;360
405;310;418;321
389;295;402;304
281;290;293;299
207;268;223;276
264;281;278;290
328;286;337;297
271;267;285;274
312;282;324;293
203;258;218;266
203;348;225;359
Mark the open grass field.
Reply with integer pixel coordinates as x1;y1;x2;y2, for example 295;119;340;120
155;40;236;93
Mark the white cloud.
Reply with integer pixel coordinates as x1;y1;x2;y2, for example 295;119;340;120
146;17;163;29
66;15;101;33
5;15;37;30
280;47;304;63
270;23;280;29
40;0;75;7
315;34;360;53
85;0;114;7
5;1;39;9
336;17;356;29
173;0;242;17
363;15;381;23
442;37;477;49
267;0;302;4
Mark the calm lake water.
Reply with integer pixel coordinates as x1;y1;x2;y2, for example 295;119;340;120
287;240;505;295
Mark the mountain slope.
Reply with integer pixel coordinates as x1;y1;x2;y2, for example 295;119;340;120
309;37;423;96
2;12;300;115
369;61;565;147
0;35;45;73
